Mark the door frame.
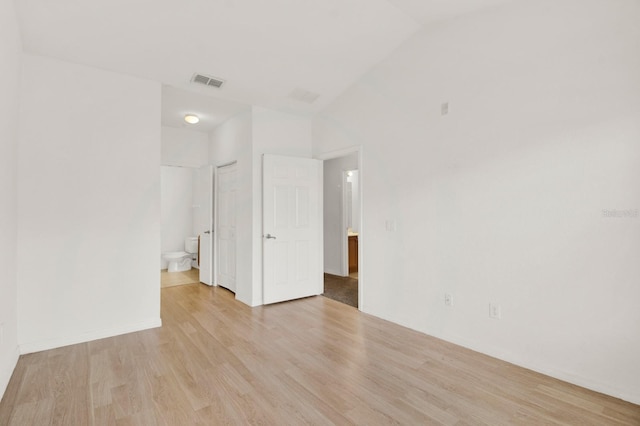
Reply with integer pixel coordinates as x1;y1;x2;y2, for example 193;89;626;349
341;170;350;277
315;146;363;311
199;164;215;286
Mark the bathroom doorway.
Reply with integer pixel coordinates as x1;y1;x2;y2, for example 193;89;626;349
160;164;210;288
160;165;197;288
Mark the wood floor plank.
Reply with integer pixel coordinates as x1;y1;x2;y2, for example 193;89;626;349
0;355;27;425
161;269;200;288
7;398;55;425
1;282;639;425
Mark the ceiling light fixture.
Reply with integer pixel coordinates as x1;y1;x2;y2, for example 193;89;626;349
184;114;200;124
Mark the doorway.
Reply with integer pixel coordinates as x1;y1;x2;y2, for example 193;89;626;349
160;165;206;289
317;148;361;309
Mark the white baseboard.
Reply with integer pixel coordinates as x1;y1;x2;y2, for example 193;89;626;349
324;268;345;276
366;309;640;406
0;345;19;401
19;317;162;355
441;332;640;406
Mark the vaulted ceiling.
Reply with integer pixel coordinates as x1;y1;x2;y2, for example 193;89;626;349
16;0;514;130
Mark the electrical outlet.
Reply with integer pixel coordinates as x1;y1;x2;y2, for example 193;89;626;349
489;303;502;319
444;293;453;307
441;102;449;115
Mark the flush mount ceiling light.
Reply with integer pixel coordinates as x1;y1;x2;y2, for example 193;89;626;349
184;114;200;124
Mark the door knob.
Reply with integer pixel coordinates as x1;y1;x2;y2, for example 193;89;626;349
204;230;211;234
264;234;277;239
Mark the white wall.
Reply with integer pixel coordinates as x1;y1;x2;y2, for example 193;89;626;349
313;0;640;404
0;0;21;399
160;166;194;269
323;153;358;275
161;126;209;167
17;54;162;353
209;111;253;305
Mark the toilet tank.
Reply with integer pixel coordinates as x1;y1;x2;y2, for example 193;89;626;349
185;237;199;254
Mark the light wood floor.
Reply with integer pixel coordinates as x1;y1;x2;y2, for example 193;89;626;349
1;284;639;425
161;268;200;288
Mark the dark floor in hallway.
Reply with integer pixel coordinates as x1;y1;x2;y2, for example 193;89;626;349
322;273;358;308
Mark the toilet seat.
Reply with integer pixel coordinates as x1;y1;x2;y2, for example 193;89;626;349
164;251;189;259
163;237;199;273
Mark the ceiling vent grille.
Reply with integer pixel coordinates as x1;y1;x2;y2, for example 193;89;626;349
289;88;320;104
191;73;225;89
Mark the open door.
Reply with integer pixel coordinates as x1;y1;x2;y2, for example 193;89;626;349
217;162;237;292
195;165;214;285
263;154;323;304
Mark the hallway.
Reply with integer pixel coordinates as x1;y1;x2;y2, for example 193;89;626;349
322;273;358;308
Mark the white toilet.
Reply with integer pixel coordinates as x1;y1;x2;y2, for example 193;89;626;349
163;237;198;272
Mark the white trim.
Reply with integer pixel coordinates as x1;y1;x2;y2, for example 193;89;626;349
317;160;325;296
443;332;640;405
373;309;640;406
197;164;215;286
315;145;360;161
160;162;203;169
19;318;162;355
324;267;342;276
356;148;363;310
215;162;239;293
216;160;238;168
212;165;219;288
341;170;350;277
0;345;19;401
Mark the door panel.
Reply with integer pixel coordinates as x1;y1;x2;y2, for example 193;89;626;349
216;163;237;292
263;154;322;304
195;165;214;286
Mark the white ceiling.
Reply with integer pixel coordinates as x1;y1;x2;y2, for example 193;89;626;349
16;0;514;131
388;0;515;26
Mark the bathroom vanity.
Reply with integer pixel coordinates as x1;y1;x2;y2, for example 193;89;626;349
348;232;358;273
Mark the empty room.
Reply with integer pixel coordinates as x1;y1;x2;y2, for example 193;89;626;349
1;0;639;424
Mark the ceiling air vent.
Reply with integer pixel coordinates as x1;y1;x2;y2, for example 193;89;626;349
289;88;320;104
191;73;225;89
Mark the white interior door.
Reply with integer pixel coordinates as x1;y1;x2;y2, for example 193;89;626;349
216;163;237;292
195;165;214;285
199;232;212;284
263;154;323;305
